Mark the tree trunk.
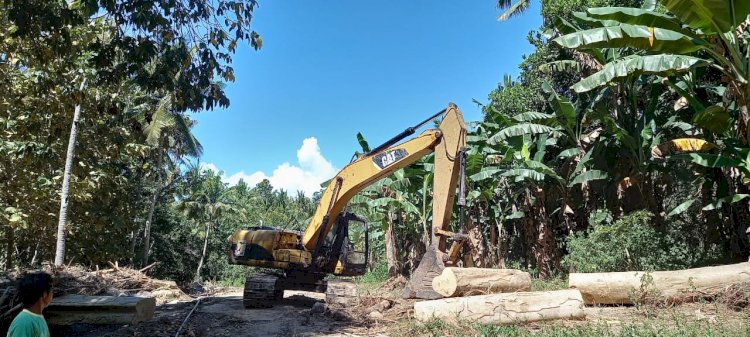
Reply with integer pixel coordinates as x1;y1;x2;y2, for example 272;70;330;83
195;220;212;281
141;189;159;267
5;226;13;269
385;217;398;277
129;229;137;266
414;289;585;324
569;262;750;305
497;221;509;269
30;240;40;266
54;79;86;267
142;149;164;267
530;187;559;279
432;267;531;297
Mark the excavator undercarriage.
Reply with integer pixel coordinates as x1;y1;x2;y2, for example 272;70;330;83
242;272;328;308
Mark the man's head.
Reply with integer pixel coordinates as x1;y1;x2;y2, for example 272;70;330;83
17;272;53;309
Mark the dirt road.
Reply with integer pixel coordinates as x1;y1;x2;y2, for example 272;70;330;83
53;289;380;337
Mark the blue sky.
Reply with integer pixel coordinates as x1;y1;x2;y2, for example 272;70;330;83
195;1;542;195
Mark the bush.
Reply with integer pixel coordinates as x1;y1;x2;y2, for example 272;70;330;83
565;210;721;273
357;260;389;285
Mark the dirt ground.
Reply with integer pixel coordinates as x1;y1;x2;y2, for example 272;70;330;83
51;289;385;337
50;286;750;337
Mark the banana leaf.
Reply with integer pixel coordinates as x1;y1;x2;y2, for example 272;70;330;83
469;167;502;182
661;0;750;34
501;168;546;182
692;105;731;134
666;198;696;217
702;194;750;211
587;7;684;32
554;23;705;54
568;170;608;187
512;111;555;122
558;147;581;159
669;153;742;168
488;123;560;145
525;160;564;183
571;54;710;93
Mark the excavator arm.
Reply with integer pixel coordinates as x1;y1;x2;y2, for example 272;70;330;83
301;104;467;258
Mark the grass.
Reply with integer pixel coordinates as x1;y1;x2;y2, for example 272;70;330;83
395;317;750;337
390;275;750;337
531;277;568;292
356;261;389;285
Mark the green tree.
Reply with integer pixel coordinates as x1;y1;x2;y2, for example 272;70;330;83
178;168;243;281
3;0;262;111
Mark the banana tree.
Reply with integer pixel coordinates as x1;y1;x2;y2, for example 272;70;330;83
554;1;750;141
554;1;750;257
471;93;611;277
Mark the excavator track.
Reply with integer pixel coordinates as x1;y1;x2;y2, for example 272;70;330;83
243;274;283;308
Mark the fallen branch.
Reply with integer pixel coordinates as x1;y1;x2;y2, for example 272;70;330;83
139;262;159;274
0;303;23;320
174;298;201;337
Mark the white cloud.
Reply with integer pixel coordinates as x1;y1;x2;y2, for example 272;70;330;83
200;137;337;196
199;162;220;174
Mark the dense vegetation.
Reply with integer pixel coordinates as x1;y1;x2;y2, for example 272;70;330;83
2;0;750;287
357;0;750;281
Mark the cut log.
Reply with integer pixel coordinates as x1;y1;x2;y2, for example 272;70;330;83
569;262;750;305
45;295;155;325
432;267;531;297
414;289;585;324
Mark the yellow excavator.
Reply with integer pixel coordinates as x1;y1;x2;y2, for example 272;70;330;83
227;103;468;307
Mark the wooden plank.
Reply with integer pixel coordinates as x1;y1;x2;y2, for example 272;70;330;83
45;295;155;325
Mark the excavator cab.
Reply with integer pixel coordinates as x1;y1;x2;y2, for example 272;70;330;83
318;212;370;276
335;215;369;276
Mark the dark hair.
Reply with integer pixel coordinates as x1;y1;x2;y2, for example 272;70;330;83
17;272;53;308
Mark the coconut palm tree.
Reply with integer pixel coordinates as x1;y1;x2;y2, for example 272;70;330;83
497;0;532;21
138;94;203;266
54;79;87;267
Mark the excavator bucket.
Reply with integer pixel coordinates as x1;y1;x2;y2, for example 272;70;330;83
402;245;445;299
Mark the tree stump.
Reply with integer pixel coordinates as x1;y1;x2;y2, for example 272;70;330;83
326;279;358;307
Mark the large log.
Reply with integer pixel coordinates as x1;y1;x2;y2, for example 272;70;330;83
45;295;155;325
569;262;750;305
414;289;585;324
432;267;531;297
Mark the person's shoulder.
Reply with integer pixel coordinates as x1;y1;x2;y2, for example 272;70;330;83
7;310;42;337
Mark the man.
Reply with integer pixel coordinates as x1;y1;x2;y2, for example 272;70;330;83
7;272;52;337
